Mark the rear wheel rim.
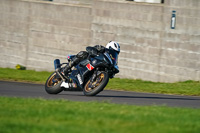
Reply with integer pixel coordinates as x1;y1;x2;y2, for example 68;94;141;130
47;73;61;87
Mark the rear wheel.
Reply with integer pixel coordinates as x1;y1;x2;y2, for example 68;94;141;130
83;71;109;96
45;72;63;94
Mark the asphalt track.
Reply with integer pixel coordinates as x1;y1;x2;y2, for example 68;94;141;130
0;81;200;108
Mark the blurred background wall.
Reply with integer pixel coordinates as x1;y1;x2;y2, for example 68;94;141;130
0;0;200;82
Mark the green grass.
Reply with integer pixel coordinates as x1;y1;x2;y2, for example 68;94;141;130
0;97;200;133
0;67;200;96
0;68;50;84
107;78;200;96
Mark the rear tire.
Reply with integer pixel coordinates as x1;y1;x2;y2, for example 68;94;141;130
45;72;63;94
83;71;109;96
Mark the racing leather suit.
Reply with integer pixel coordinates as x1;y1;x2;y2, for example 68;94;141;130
63;45;105;75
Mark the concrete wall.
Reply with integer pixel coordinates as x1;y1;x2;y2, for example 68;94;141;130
0;0;92;71
160;0;200;82
92;0;164;82
0;0;200;82
0;0;29;69
91;0;200;82
54;0;93;5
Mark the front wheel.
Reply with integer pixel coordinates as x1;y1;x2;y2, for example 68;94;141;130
83;71;109;96
45;72;63;94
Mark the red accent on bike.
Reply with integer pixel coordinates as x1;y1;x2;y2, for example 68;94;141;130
86;63;94;71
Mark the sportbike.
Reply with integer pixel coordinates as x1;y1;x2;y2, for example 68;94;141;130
45;48;119;96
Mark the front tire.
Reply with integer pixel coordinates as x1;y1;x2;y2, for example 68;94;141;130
83;71;109;96
45;72;63;94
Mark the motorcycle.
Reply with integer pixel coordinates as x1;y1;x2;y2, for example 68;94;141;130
45;47;119;96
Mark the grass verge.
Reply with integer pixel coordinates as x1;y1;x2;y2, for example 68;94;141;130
0;97;200;133
0;68;49;84
0;68;200;96
107;78;200;96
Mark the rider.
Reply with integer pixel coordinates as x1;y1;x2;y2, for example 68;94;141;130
63;41;120;75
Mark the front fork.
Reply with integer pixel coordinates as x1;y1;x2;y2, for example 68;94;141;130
90;68;99;83
90;71;96;83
